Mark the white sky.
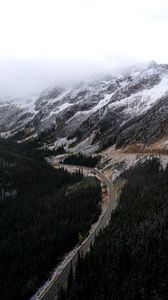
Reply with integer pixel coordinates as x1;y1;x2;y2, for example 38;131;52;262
0;0;168;97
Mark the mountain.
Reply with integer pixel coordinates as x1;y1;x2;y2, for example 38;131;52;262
1;61;168;153
0;96;36;138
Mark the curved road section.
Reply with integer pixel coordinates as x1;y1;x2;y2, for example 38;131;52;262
32;165;115;300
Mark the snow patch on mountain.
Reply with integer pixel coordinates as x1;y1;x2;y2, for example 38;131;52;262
1;61;168;152
109;75;168;118
0;96;37;113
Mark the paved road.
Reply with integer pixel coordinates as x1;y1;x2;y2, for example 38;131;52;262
33;164;115;300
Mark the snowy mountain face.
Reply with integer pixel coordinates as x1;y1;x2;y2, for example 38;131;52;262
1;61;168;152
0;96;36;138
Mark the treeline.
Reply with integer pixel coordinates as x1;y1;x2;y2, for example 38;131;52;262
41;145;66;157
0;139;75;202
62;153;101;168
0;139;101;300
60;158;168;300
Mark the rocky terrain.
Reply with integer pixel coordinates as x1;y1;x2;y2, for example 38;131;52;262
1;61;168;153
98;145;168;181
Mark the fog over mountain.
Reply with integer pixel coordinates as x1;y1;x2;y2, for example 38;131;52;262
2;2;168;300
0;56;139;98
1;0;168;97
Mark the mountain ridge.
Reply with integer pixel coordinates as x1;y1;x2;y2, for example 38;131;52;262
1;61;168;153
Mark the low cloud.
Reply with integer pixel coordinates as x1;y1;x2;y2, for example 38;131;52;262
0;56;141;98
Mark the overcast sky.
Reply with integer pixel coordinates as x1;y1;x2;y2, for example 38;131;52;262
0;0;168;97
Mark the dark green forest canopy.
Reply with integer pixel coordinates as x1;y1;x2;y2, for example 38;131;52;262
61;158;168;300
0;139;101;300
62;153;101;168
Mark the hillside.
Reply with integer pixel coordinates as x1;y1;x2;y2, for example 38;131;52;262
60;159;168;300
0;140;101;300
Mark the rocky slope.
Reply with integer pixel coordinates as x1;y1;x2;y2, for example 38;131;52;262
1;61;168;153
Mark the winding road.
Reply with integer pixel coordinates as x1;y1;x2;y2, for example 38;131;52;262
32;164;115;300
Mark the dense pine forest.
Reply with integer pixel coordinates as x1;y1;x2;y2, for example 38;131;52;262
62;153;101;168
0;139;101;300
60;158;168;300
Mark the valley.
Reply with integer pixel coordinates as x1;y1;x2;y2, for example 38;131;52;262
1;0;168;298
1;61;168;300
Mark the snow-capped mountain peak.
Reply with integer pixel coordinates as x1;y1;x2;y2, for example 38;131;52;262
1;61;168;152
